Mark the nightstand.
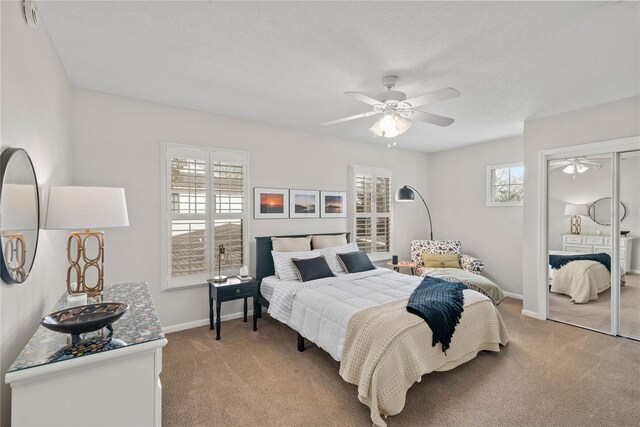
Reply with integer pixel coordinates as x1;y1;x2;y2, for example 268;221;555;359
387;260;417;275
208;277;258;340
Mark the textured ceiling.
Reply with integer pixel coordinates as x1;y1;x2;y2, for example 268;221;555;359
37;1;639;152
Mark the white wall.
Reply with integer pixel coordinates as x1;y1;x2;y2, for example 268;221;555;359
548;156;640;271
427;135;523;296
0;1;73;424
71;89;430;329
522;96;640;318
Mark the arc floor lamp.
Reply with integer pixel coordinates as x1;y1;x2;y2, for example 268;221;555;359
396;185;434;240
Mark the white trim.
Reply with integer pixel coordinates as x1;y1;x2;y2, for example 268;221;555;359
537;135;640;330
163;310;258;334
503;291;523;300
629;270;640;275
486;162;524;207
521;309;545;320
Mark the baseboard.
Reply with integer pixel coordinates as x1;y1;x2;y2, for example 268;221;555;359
503;291;523;300
629;269;640;275
521;309;546;320
164;310;252;334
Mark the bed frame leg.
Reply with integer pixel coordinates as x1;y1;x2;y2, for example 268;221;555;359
297;333;305;352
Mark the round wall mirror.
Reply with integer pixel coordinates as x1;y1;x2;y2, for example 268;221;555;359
0;148;40;283
588;197;626;226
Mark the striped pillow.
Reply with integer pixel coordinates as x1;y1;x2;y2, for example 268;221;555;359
318;242;359;274
272;250;321;281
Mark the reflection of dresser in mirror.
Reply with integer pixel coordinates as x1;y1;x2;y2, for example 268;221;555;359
562;234;635;273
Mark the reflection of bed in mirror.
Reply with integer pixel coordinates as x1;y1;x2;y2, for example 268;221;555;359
548;250;612;303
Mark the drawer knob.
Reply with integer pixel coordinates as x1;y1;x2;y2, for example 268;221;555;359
236;289;240;294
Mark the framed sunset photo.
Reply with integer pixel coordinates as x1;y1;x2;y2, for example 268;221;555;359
289;189;320;219
320;191;347;218
254;188;289;219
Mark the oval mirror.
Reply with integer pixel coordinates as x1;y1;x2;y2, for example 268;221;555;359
0;148;40;283
588;197;626;226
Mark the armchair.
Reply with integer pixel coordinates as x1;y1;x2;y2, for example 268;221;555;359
411;240;485;276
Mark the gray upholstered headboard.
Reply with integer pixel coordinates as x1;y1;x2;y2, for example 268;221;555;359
255;232;351;282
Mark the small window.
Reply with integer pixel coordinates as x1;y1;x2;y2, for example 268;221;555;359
351;166;392;260
486;163;524;206
161;144;248;290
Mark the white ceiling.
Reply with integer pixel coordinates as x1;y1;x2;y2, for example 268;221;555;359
37;1;639;153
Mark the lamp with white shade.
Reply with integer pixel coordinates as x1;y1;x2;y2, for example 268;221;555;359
45;186;129;297
564;203;589;235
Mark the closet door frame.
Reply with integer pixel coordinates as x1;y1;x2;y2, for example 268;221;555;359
539;136;640;335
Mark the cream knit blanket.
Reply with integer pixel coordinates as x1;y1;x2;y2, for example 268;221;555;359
339;290;509;427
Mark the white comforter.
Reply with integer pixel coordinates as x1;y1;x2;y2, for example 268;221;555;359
269;268;457;361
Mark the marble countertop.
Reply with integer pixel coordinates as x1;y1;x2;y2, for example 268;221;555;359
7;282;165;373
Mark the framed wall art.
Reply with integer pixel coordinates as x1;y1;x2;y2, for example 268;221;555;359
254;188;289;219
320;191;347;218
289;189;320;219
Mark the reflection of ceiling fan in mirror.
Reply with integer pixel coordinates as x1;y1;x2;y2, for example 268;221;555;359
321;75;460;141
549;157;603;177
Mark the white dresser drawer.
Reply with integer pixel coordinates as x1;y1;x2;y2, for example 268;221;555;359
564;245;593;254
605;237;612;246
595;246;625;258
584;236;605;245
564;236;583;244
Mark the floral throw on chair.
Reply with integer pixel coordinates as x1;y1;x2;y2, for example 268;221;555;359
411;240;485;276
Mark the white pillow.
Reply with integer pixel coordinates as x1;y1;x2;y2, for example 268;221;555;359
319;242;359;275
271;236;311;252
311;234;347;249
272;250;320;281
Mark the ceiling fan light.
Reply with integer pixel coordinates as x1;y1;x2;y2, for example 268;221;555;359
369;115;412;138
576;163;588;173
562;164;577;174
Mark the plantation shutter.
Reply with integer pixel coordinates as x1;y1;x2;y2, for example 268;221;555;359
163;146;248;289
352;166;392;260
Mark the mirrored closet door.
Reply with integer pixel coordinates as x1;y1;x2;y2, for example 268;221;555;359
547;153;612;333
619;150;640;340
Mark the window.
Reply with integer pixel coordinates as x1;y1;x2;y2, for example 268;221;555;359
162;144;248;289
486;162;524;206
351;166;392;260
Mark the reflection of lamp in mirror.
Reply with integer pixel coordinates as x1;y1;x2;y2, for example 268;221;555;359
212;244;227;283
45;187;129;298
1;184;38;282
564;204;589;235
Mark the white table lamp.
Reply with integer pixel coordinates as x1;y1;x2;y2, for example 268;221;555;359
45;186;129;297
564;203;589;235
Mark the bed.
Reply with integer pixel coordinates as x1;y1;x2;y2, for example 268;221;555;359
548;250;612;303
255;233;509;426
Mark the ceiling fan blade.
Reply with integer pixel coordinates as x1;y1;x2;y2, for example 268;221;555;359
580;161;602;166
549;160;571;166
409;110;455;127
549;163;570;170
321;111;378;126
344;91;384;106
402;87;460;108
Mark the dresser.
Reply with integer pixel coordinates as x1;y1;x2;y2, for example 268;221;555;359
562;234;635;272
5;282;167;426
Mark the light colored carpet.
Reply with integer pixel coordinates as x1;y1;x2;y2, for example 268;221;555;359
162;298;640;426
549;273;640;338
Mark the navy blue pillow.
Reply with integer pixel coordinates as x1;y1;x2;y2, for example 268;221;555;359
291;256;336;282
337;251;376;273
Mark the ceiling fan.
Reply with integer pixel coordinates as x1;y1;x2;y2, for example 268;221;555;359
321;75;460;138
549;157;603;176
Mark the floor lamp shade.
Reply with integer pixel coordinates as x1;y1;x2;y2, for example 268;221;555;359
396;185;416;202
45;186;129;297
